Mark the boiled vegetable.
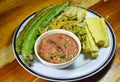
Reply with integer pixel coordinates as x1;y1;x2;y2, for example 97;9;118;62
85;25;99;58
91;51;98;58
16;2;110;65
16;5;55;54
21;2;69;66
85;16;109;47
77;7;86;22
63;6;86;21
85;25;99;51
86;16;103;46
100;18;109;47
63;6;77;19
84;35;91;52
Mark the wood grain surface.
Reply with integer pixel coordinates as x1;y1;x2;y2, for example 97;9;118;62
0;0;120;82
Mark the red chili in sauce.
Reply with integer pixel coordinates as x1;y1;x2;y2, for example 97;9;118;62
37;33;78;64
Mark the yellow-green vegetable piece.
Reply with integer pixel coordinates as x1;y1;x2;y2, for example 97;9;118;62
85;25;99;57
63;6;77;19
100;18;109;47
77;7;86;22
85;16;105;46
91;51;98;58
84;35;92;52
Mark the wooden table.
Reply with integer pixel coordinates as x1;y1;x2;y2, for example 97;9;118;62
0;0;120;82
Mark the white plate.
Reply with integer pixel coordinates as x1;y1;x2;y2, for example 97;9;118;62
12;9;116;81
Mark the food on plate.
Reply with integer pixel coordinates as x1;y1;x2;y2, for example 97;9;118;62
15;2;109;66
100;18;109;47
85;16;104;46
77;7;86;22
85;16;109;47
85;26;99;58
63;6;78;20
35;29;81;68
37;33;79;64
43;6;87;52
84;16;109;58
91;52;99;58
16;2;69;66
16;5;55;54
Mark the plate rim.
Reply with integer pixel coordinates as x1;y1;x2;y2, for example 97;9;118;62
12;9;116;81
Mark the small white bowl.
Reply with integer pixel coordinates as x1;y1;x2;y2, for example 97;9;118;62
34;29;81;69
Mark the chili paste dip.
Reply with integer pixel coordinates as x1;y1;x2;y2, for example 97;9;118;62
37;33;79;64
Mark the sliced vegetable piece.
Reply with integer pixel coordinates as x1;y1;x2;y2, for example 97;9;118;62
77;7;86;22
85;25;99;58
91;51;98;58
100;18;109;47
85;16;105;46
63;6;77;19
84;35;92;52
